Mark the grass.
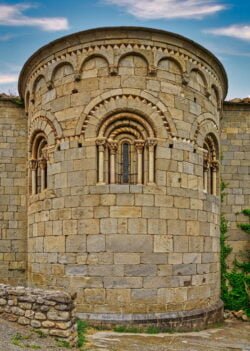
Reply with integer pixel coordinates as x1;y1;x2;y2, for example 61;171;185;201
11;333;41;349
77;320;88;348
56;339;71;348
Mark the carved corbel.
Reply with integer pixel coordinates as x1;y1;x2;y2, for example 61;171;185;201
74;73;81;82
46;80;54;90
182;72;190;86
30;93;35;104
109;65;118;76
148;65;157;76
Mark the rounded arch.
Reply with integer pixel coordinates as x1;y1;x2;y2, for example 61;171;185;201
190;112;219;144
51;61;74;81
32;74;46;94
189;68;208;91
75;88;177;139
98;112;155;139
157;56;183;74
80;54;110;72
25;91;30;112
203;132;219;159
117;52;149;72
29;116;58;151
211;84;221;109
31;131;48;159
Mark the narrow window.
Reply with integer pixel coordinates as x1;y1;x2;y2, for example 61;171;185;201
122;142;130;184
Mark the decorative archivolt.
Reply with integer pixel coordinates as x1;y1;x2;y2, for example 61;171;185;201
95;110;157;185
75;89;177;139
29;116;60;151
190;113;219;146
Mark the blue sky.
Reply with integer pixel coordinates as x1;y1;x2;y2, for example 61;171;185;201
0;0;249;99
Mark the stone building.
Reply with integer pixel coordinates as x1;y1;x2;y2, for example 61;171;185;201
0;27;249;328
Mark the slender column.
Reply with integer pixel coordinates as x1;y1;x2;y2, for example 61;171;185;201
29;160;38;195
203;159;208;193
147;138;157;185
211;161;218;196
96;138;106;184
108;140;118;184
135;140;145;185
39;158;47;191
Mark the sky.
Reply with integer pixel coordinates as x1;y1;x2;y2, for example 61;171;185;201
0;0;249;99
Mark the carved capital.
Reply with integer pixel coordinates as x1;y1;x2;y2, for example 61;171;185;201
211;160;219;170
96;137;106;151
134;139;145;152
38;158;47;169
29;159;38;170
147;138;157;149
107;140;118;154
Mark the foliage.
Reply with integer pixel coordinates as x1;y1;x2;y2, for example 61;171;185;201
77;320;88;348
11;97;24;106
220;189;250;316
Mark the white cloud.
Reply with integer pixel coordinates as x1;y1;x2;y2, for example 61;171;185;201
0;74;18;84
0;4;69;31
206;25;250;41
104;0;226;19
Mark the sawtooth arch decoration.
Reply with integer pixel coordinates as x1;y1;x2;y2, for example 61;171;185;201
75;89;177;139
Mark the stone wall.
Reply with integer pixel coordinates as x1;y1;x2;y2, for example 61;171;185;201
0;284;76;343
221;102;250;263
0;98;27;285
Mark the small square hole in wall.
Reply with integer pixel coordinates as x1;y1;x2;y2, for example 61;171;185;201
194;97;197;103
57;145;61;151
78;143;82;148
169;144;173;149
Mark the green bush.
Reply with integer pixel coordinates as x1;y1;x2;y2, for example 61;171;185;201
220;194;250;316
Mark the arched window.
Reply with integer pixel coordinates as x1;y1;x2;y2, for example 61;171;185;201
203;134;219;195
96;113;156;185
29;132;48;195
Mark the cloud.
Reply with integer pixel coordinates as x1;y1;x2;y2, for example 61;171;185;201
104;0;226;19
0;74;18;84
0;34;15;42
0;3;69;31
205;25;250;41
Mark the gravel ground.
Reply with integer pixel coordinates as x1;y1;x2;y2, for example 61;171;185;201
0;318;80;351
0;318;249;351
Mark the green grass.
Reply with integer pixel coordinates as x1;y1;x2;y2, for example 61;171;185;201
77;320;88;348
11;333;41;349
56;339;71;348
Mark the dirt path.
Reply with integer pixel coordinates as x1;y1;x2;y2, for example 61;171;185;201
0;318;249;351
87;320;250;351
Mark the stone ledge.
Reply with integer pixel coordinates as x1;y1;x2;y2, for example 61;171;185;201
77;300;223;331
